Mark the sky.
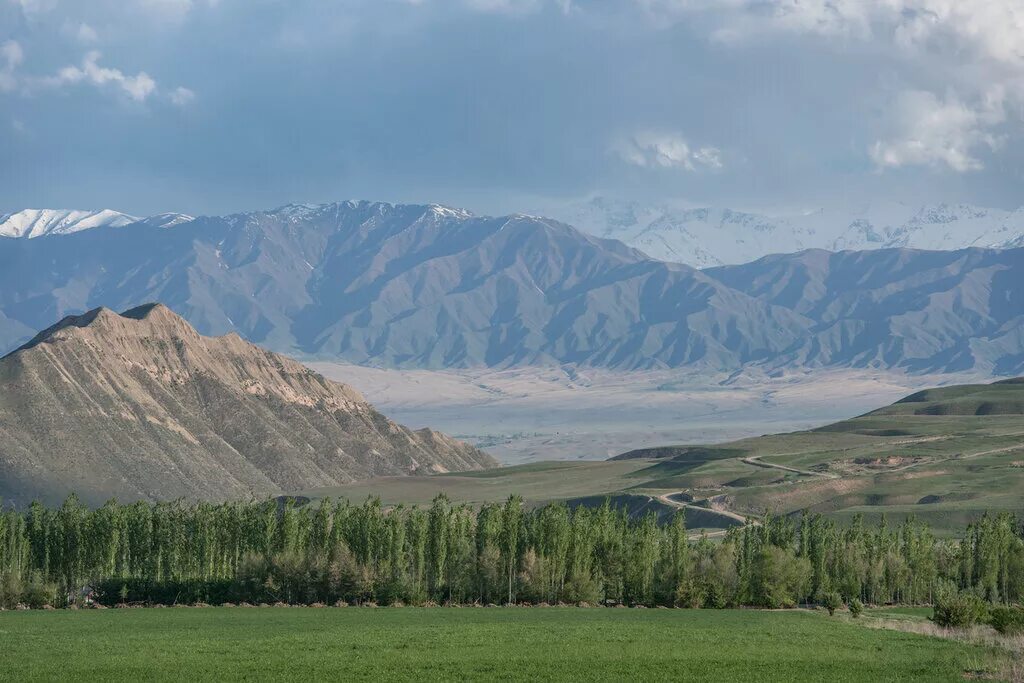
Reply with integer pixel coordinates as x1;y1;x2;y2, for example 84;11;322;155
2;0;1024;217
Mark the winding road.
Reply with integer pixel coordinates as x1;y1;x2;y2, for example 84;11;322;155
652;491;755;539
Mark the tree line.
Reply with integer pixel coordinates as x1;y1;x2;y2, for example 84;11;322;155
1;494;1021;609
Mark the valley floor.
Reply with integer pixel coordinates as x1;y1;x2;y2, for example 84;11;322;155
308;365;980;464
0;607;1003;682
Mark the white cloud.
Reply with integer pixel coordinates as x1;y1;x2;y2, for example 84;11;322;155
614;130;723;171
5;43;195;108
169;85;195;106
0;40;23;93
870;88;1006;172
43;51;157;102
636;0;1024;62
692;145;723;169
59;20;99;44
76;23;99;43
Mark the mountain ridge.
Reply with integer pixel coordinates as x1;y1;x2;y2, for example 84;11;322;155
0;200;1020;375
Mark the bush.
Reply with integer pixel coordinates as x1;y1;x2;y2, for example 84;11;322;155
0;572;24;610
990;606;1024;635
849;598;864;619
750;546;811;609
821;591;842;616
22;572;57;609
931;589;988;628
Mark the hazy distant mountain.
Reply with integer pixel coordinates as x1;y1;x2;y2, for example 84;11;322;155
542;197;1024;267
0;201;1020;375
0;304;495;506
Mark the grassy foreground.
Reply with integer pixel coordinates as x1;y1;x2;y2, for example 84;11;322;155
0;607;1002;682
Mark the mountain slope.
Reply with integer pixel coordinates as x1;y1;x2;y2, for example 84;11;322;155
545;197;1024;267
708;247;1024;375
0;201;1020;374
0;304;495;506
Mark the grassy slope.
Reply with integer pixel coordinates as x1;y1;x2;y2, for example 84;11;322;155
0;608;999;682
299;379;1024;535
297;460;655;507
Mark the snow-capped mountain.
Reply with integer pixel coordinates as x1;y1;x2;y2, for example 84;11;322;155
540;197;1024;268
0;209;195;238
0;209;139;238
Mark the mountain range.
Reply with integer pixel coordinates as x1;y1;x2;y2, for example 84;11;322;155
0;201;1019;375
0;304;495;506
540;197;1024;268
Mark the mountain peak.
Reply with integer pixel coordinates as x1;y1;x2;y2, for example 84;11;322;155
120;302;179;323
7;303;195;358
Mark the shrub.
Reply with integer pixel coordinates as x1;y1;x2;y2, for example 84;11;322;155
931;588;988;628
0;572;23;610
22;573;57;609
849;598;864;619
990;606;1024;635
751;546;812;609
821;591;842;616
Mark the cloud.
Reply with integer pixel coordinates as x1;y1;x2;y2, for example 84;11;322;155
633;1;1024;173
0;41;23;93
42;51;157;102
5;44;196;108
870;89;1006;172
692;145;723;169
75;23;99;43
169;85;195;106
635;0;1024;59
613;131;723;171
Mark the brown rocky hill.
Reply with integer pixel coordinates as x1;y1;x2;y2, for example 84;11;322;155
0;304;496;506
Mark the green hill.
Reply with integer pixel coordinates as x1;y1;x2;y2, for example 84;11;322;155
300;378;1024;536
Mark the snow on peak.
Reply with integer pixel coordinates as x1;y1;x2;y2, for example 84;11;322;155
0;209;138;239
273;203;326;220
0;209;201;238
140;213;194;228
427;204;472;219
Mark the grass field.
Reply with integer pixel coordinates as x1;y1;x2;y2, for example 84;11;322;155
0;608;1005;682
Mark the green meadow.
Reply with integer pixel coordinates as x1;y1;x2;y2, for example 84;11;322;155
0;607;1005;682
